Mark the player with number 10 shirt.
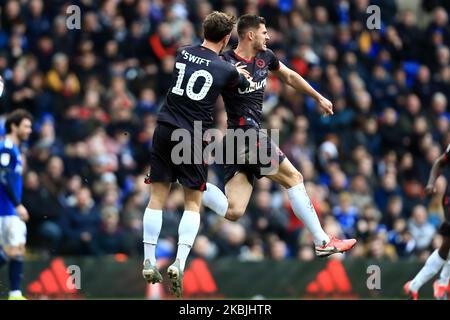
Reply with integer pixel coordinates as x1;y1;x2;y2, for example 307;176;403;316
149;20;250;191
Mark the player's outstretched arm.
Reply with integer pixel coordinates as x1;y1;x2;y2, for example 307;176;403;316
271;62;333;116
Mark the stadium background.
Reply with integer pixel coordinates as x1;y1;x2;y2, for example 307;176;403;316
0;0;450;299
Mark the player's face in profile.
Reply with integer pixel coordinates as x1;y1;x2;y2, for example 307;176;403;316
17;119;32;141
252;24;270;51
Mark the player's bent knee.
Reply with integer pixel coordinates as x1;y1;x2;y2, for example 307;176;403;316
226;207;245;222
282;170;303;188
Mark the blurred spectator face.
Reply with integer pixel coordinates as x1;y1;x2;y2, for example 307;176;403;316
47;156;64;180
393;218;406;233
101;0;118;19
224;223;246;247
111;76;126;94
413;116;428;135
6;0;21;20
102;189;119;206
84;89;100;108
105;40;119;58
338;192;352;211
158;22;173;43
162;56;175;73
412;205;428;225
80;52;96;70
192;235;216;259
76;187;93;209
37;35;53;53
382;108;397;125
130;21;144;37
417;66;430;83
432;92;447;114
355;91;372;113
84;12;99;32
298;245;314;261
67;175;82;194
25;171;40;190
382;173;397;190
399;152;413;171
54;16;67;36
368;237;385;259
437;46;450;66
12;66;27;85
30;0;44;17
101;207;119;232
330;170;346;190
358;156;373;177
137;0;151;18
294;116;309;131
270;240;287;261
292;130;308;146
53;53;69;74
323;216;343;238
30;72;45;91
140;88;155;103
406;94;421;115
402;10;416;26
314;6;329;24
255;191;271;210
387;196;403;217
351;175;368;193
352;145;367;162
112;16;125;31
436;115;449;135
266;114;282;131
364;118;377;135
434;7;448;27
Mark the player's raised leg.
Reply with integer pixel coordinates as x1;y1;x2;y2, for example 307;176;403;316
434;257;450;300
142;182;170;284
405;228;450;299
202;172;253;221
168;187;202;298
269;158;356;257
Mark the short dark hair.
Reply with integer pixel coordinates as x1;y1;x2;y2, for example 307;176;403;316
203;11;236;43
237;14;266;39
5;109;33;133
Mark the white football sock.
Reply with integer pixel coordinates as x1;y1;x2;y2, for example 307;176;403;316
287;183;330;246
410;250;446;292
176;211;200;271
438;259;450;286
143;208;163;265
202;183;228;217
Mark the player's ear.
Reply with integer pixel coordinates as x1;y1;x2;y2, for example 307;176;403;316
248;30;254;41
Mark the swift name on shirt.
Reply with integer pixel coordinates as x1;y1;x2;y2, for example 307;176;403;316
181;50;211;66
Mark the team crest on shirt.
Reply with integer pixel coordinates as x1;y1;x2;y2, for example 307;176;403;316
256;58;266;68
0;153;10;166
